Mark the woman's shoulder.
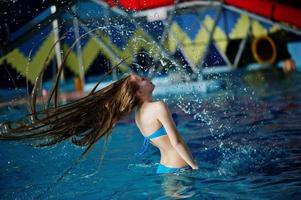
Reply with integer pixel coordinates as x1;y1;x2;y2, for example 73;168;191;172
151;100;166;106
149;101;169;112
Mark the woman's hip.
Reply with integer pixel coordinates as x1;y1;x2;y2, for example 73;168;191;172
156;163;191;174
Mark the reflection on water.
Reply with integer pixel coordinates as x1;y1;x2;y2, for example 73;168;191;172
160;173;196;199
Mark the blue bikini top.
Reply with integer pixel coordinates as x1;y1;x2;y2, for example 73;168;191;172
135;113;178;156
146;126;167;140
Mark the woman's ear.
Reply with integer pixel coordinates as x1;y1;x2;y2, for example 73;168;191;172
136;90;143;97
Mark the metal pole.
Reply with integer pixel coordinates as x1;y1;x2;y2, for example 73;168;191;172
197;7;232;68
131;0;221;17
158;0;179;47
158;0;200;73
195;3;223;80
52;7;64;81
104;6;117;81
233;18;252;68
3;5;64;56
168;30;198;72
73;16;85;89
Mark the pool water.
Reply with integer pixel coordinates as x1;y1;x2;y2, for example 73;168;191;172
1;69;301;199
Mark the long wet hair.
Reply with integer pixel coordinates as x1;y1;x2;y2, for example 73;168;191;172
0;74;141;156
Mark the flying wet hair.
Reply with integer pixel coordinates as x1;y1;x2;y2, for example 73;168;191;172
0;66;142;200
0;24;145;157
0;72;140;155
0;28;147;199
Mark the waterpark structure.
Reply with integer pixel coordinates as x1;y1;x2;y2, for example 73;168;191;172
0;0;300;90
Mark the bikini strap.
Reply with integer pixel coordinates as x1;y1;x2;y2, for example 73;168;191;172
135;113;179;156
135;137;150;156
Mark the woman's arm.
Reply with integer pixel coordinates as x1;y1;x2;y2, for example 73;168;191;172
155;101;199;169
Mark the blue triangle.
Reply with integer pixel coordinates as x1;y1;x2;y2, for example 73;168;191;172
202;43;226;67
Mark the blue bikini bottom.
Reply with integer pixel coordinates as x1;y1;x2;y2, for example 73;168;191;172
156;163;191;174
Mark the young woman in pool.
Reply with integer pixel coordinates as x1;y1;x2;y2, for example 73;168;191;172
0;74;199;174
131;74;198;173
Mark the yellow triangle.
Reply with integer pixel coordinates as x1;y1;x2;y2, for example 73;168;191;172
230;15;250;39
2;33;55;84
252;21;267;37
